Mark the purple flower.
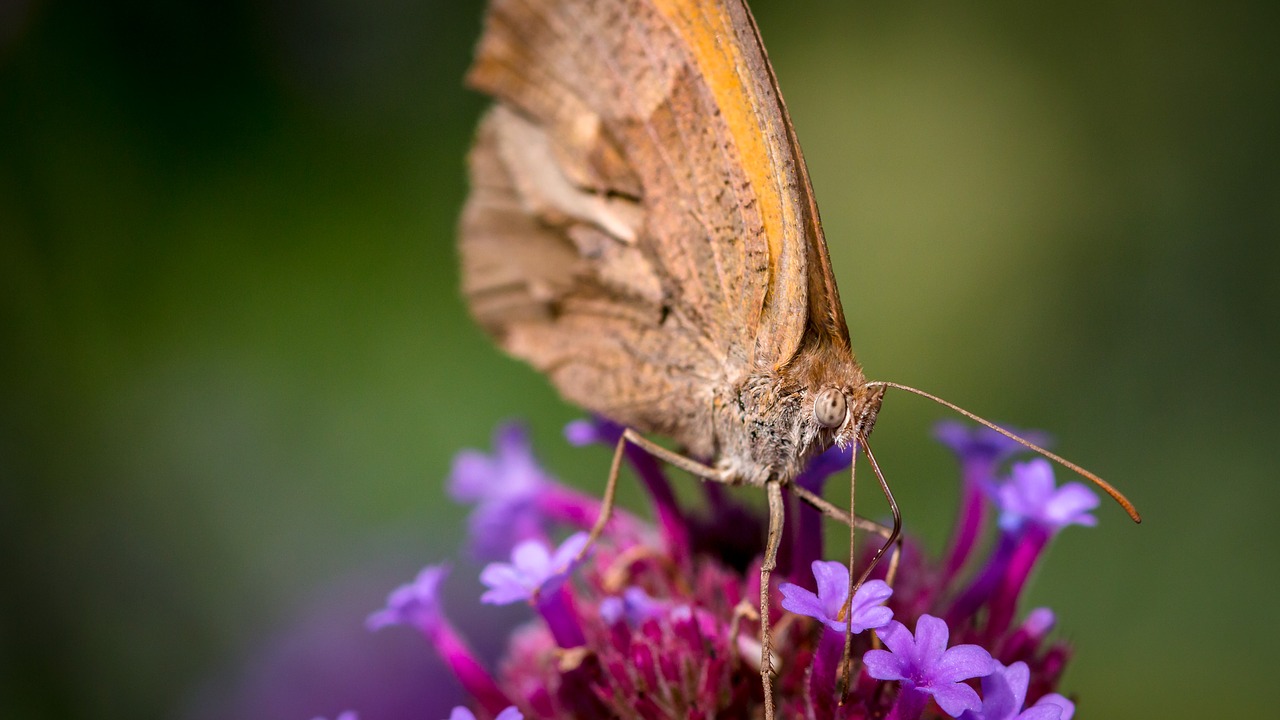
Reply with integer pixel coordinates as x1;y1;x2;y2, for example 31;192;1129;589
864;614;996;718
781;562;895;714
449;423;555;559
997;460;1099;533
448;707;523;720
1022;608;1055;637
363;421;1098;718
563;417;616;446
934;421;1047;587
366;565;448;633
310;713;357;720
599;586;669;627
934;421;1045;467
784;445;855;583
779;561;894;633
563;416;688;556
479;533;590;605
369;565;513;713
960;661;1075;720
795;443;855;487
948;461;1098;638
997;608;1064;679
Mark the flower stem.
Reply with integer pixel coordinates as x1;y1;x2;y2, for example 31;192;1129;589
427;622;512;715
941;463;992;588
536;586;586;648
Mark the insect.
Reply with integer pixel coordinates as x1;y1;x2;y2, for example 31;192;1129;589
457;0;1140;715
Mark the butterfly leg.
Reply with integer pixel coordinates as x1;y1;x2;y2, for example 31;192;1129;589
787;484;902;587
857;440;902;592
575;430;629;563
576;428;728;564
576;428;789;717
726;599;760;671
832;439;905;698
759;479;785;720
788;467;904;703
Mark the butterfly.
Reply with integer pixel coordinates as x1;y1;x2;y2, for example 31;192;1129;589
456;0;1139;715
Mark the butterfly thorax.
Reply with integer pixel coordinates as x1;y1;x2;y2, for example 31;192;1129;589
714;338;884;487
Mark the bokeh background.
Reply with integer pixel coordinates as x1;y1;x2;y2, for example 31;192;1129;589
3;0;1276;717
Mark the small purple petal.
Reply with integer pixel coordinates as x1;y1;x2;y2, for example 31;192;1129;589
494;423;533;457
999;607;1060;661
913;614;951;667
448;708;522;720
448;451;494;502
311;713;358;720
930;681;984;717
869;620;915;670
596;594;622;622
1032;694;1074;720
598;597;625;626
811;561;850;617
862;646;907;682
1002;661;1033;712
848;580;895;632
779;582;826;622
477;565;530;605
1023;608;1056;636
960;662;1020;720
933;644;999;684
1017;708;1065;720
563;419;605;446
512;542;553;577
1040;485;1100;528
563;416;624;447
550;532;590;569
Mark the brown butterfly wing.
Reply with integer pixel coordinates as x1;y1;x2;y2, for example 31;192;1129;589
460;0;849;457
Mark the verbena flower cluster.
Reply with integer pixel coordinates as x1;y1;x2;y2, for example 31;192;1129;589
358;418;1097;719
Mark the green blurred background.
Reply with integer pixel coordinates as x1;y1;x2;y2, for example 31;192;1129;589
2;0;1276;717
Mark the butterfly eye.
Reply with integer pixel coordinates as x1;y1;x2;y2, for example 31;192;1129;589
814;388;848;428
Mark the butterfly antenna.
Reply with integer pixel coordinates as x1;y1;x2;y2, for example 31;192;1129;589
866;380;1141;523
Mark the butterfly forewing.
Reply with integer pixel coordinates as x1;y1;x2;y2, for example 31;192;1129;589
460;0;848;456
